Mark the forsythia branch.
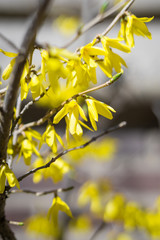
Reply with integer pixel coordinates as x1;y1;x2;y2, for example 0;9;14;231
12;121;127;186
9;186;74;196
101;0;135;36
62;0;129;49
0;0;52;161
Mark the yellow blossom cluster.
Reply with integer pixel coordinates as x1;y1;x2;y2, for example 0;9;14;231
0;10;155;240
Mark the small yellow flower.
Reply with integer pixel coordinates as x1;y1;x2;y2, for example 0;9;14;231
0;49;17;80
78;181;102;214
32;156;71;184
86;97;116;131
67;59;97;87
98;36;130;77
54;15;80;36
118;14;154;48
80;39;105;68
53;99;87;136
0;163;20;193
47;196;72;228
40;124;64;153
18;129;41;165
26;214;57;237
104;194;125;221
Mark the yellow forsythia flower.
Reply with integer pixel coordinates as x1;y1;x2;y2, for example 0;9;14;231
32;156;71;184
124;202;144;230
99;37;130;77
78;181;102;214
69;214;91;231
86;97;116;131
18;129;41;165
0;163;20;193
80;39;105;68
26;214;57;237
54;15;80;36
118;14;154;48
40;124;64;153
104;194;125;221
66;58;97;87
53;99;87;136
47;196;72;228
0;48;17;80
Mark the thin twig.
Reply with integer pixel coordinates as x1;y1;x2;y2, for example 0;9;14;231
7;220;24;226
15;121;126;184
89;221;106;240
102;0;135;36
62;0;128;49
10;85;50;136
0;33;19;52
0;0;52;161
9;186;74;196
77;72;122;96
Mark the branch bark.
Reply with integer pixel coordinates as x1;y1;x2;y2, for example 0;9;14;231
0;0;51;161
0;0;52;239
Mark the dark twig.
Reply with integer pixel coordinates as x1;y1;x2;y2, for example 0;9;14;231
9;186;74;196
10;85;50;136
15;121;126;184
0;33;19;52
89;221;106;240
0;0;52;161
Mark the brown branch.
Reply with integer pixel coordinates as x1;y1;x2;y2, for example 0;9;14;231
10;85;50;136
62;0;128;49
0;33;19;52
15;121;126;184
9;186;74;196
101;0;135;36
0;1;52;240
0;0;52;161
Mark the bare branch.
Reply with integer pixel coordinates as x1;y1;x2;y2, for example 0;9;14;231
15;121;126;184
62;0;128;49
0;0;52;161
10;85;50;136
102;0;135;36
9;186;74;196
0;33;19;52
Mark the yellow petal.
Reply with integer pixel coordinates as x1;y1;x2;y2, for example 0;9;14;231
97;59;112;78
95;101;115;120
0;49;17;57
2;58;16;80
0;165;6;193
4;164;20;189
86;99;98;121
53;104;69;124
69;107;79;135
101;37;131;53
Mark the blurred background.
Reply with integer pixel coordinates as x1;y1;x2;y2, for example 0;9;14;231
0;0;160;239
